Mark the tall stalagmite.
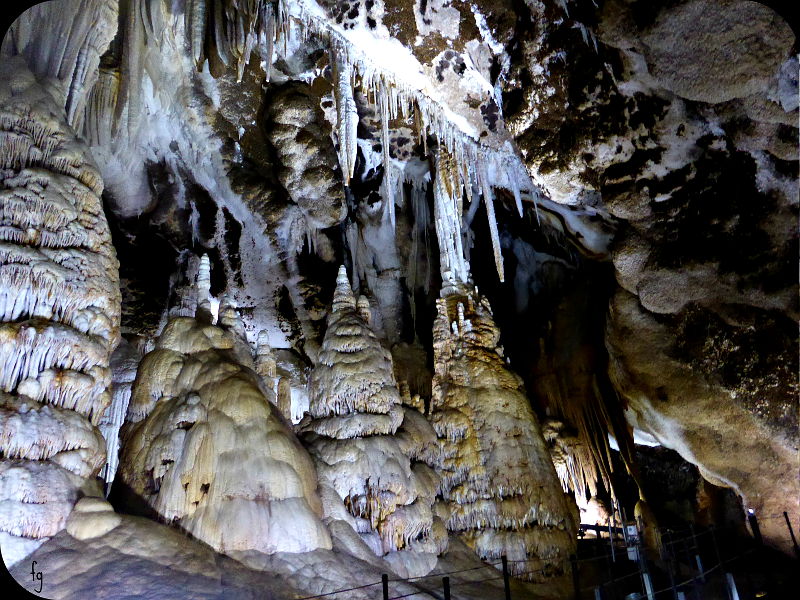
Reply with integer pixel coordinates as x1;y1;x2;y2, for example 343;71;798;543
0;56;121;566
118;267;331;555
301;266;445;560
430;285;577;581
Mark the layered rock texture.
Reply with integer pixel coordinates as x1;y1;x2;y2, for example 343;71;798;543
431;285;577;580
118;302;331;554
0;55;121;566
301;266;444;563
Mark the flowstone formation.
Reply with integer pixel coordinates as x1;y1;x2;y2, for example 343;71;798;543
118;280;331;555
301;266;444;566
1;0;798;594
0;56;121;566
430;283;577;581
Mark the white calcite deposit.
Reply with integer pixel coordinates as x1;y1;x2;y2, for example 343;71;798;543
0;54;120;567
118;268;330;555
301;266;445;565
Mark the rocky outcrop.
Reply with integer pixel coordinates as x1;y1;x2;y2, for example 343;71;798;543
0;55;121;566
265;83;346;232
607;288;799;553
638;0;794;104
430;285;577;582
505;0;797;552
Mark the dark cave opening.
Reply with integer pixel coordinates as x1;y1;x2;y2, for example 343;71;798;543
104;195;179;336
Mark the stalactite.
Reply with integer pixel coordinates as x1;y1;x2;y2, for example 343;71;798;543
98;341;141;487
1;0;118;130
477;157;505;282
263;82;345;232
433;148;470;287
333;54;358;186
271;0;539;240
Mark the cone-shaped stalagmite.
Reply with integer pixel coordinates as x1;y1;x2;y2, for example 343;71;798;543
118;266;331;555
301;266;445;558
431;285;577;582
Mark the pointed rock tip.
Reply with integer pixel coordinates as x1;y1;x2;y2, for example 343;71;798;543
332;265;355;310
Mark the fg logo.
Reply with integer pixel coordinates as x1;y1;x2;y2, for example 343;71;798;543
30;560;43;593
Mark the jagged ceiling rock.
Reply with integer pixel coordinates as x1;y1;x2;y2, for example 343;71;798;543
503;0;797;552
607;288;798;553
639;0;794;104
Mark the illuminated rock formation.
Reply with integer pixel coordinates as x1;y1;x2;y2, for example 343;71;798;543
430;285;577;581
0;55;120;566
301;266;443;561
264;82;346;232
1;0;796;592
118;274;331;555
98;339;142;487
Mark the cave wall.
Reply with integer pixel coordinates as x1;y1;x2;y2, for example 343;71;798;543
0;0;796;589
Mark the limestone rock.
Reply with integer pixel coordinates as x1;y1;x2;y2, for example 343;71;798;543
119;314;331;555
430;285;577;582
0;55;120;566
65;497;121;540
301;266;443;559
607;288;799;555
264;83;346;231
641;0;794;104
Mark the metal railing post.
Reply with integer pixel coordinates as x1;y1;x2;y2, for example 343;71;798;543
501;555;512;600
570;554;580;600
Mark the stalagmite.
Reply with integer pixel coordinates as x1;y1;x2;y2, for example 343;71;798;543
277;377;292;423
300;266;443;559
357;294;373;325
119;307;331;553
195;254;213;323
430;284;577;582
0;56;120;566
219;294;247;340
255;331;277;388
